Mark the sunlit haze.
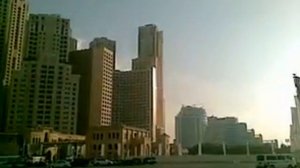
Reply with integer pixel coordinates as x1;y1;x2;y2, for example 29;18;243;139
29;0;300;141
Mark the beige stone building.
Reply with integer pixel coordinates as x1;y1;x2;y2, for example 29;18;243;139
25;127;85;160
27;127;85;144
152;133;170;156
69;38;115;135
86;125;151;160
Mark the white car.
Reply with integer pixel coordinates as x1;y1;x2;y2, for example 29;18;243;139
92;159;113;166
51;160;71;168
256;154;297;168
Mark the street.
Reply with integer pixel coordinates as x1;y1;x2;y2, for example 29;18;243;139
95;163;255;168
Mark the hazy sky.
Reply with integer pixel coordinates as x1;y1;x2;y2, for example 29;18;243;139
29;0;300;141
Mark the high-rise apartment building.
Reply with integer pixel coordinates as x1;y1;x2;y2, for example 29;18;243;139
69;38;115;135
132;24;165;134
175;105;207;148
6;55;80;134
24;14;73;63
0;0;29;131
112;68;157;141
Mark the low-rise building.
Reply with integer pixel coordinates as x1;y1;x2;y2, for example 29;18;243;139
25;127;85;160
86;125;151;160
152;133;170;156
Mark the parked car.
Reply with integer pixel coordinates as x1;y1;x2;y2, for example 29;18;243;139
256;154;297;168
91;159;113;166
143;157;157;164
71;158;90;167
50;160;71;168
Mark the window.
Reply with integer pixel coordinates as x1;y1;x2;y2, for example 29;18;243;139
278;156;285;160
266;156;277;160
108;144;112;150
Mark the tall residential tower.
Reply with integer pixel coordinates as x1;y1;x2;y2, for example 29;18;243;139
24;14;74;62
0;0;29;131
113;68;157;141
6;56;80;134
6;14;80;134
69;38;115;135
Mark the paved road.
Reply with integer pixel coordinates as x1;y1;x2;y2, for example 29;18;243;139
108;163;255;168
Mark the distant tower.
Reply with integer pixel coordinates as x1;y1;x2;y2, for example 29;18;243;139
290;74;300;152
175;105;207;148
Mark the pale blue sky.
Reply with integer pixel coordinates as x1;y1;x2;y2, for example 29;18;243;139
29;0;300;141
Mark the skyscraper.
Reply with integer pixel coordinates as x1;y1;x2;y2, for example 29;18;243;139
0;0;29;131
6;56;80;134
290;74;300;152
112;68;157;141
24;14;73;63
132;24;165;133
175;105;207;148
5;14;80;134
69;38;115;135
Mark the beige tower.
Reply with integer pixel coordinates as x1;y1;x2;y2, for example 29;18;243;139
0;0;29;131
69;38;115;135
0;0;29;86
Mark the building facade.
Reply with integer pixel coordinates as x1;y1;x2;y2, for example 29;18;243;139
175;105;207;148
0;0;28;86
27;127;85;144
0;0;29;131
132;24;165;134
86;125;151;160
69;38;115;135
6;55;80;134
112;68;157;141
24;14;73;63
25;127;85;160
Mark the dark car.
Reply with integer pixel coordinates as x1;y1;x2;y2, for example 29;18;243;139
71;158;90;167
143;157;157;164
